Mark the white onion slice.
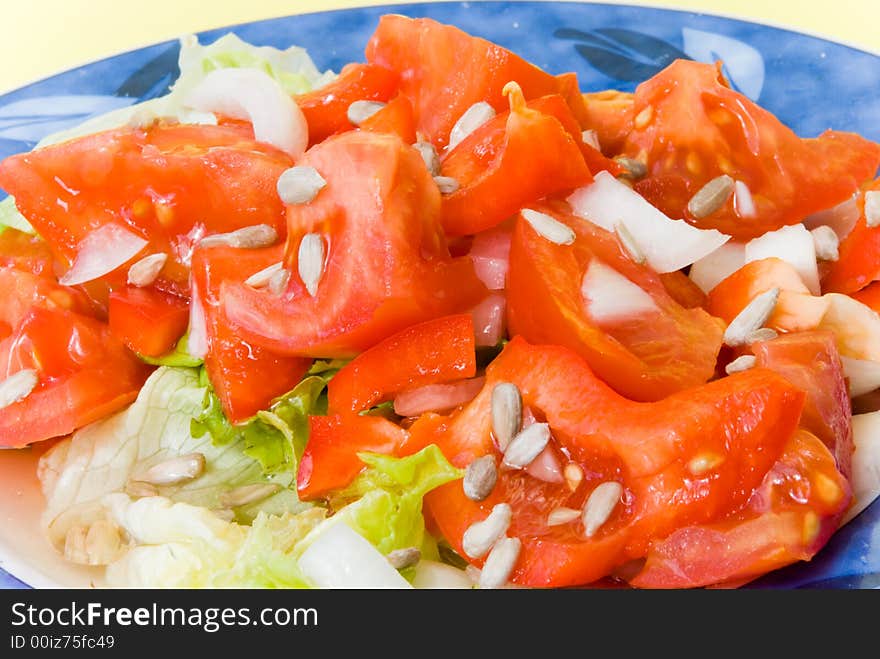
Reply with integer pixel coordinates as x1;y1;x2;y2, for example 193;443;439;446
471;293;506;347
688;241;747;294
412;560;474;589
745;224;820;295
567;171;730;273
393;377;486;417
803;192;861;240
187;279;208;360
185;67;308;159
59;223;148;286
298;523;412;589
470;229;511;291
841;356;880;398
581;259;659;325
525;445;565;483
843;411;880;524
820;293;880;362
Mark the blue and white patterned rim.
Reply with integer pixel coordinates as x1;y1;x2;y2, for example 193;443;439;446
0;1;878;589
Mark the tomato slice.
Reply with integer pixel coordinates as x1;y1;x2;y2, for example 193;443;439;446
108;287;189;358
621;60;880;240
821;180;880;294
221;130;487;358
438;87;593;236
506;202;724;401
0;228;56;277
365;14;588;149
295;62;399;146
0;122;294;294
328;314;476;415
0;266;94;335
358;94;417;144
851;279;880;311
752;331;853;480
0;306;151;447
408;337;804;587
631;428;850;588
191;244;311;424
296;414;408;500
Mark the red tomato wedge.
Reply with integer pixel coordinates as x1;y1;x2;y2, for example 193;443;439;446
328;314;476;415
108;287;189;358
0;122;293;294
752;331;853;480
365;14;588;149
821;180;880;294
221;130;487;358
506;202;724;401
191;244;311;424
0;306;151;447
358;94;417;144
0;266;94;335
406;337;804;587
0;227;56;277
295;62;399;146
852;280;880;311
297;414;409;500
621;60;880;240
580;90;634;155
632;428;850;588
438;86;593;236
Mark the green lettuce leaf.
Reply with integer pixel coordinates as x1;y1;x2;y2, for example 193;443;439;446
0;196;35;234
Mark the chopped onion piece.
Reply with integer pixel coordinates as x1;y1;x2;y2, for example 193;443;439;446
745;224;820;295
59;223;148;286
525;445;565;483
393;377;486;417
471;293;506;347
470;229;511;291
187;280;208;359
688;241;746;294
298;523;412;588
841;356;880;398
581;259;659;325
567;171;730;273
185;67;308;159
412;560;474;589
844;411;880;524
803;192;861;240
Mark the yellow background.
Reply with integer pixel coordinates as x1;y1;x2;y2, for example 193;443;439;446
0;0;878;94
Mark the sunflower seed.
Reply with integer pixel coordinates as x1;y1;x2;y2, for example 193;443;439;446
463;455;498;502
563;462;584;491
724;354;757;375
547;507;581;526
582;481;623;537
614;222;646;264
748;327;779;343
503;422;551;469
723;287;780;347
688;453;724;476
125;480;159;498
245;261;285;289
268;266;291;296
140;452;205;485
434;175;460;194
449;101;496;150
297;233;325;297
734;180;756;218
0;369;38;410
688;174;735;219
478;537;521;589
866;191;880;228
277;165;326;205
199;224;278;249
414;141;441;176
212;508;236;522
85;520;124;565
347;100;386;126
581;129;601;151
462;503;512;558
613;156;647;181
127;253;167;287
811;225;840;262
219;483;281;508
491;382;522;451
387;547;422;570
521;209;575;245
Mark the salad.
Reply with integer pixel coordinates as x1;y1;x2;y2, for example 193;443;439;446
0;14;879;589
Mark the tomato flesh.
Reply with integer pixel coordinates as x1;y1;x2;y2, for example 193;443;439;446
821;180;880;294
108;287;189;358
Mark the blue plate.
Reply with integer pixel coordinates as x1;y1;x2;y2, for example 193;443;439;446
1;1;878;589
